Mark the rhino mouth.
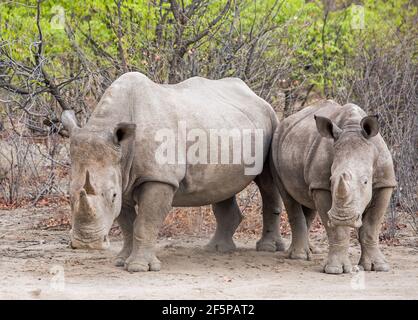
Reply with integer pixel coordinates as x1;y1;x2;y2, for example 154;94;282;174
327;210;362;228
70;234;110;250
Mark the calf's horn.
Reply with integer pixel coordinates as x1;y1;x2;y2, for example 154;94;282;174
336;177;349;199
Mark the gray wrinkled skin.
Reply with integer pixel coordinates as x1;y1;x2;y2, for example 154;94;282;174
271;100;396;274
62;72;284;272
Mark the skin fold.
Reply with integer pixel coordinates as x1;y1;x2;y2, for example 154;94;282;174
62;72;284;272
271;100;396;274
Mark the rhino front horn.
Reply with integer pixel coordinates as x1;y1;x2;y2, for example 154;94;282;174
83;170;96;195
79;189;95;218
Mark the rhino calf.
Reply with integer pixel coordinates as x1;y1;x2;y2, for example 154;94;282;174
62;72;284;272
271;100;396;274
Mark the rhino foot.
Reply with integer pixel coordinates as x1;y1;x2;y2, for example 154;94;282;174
124;252;161;272
359;246;390;272
114;249;131;267
359;261;389;272
114;256;127;267
256;238;286;252
324;254;352;274
287;244;312;260
205;239;236;253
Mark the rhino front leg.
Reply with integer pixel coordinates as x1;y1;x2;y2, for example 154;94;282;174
205;196;242;252
114;205;136;267
255;162;285;252
358;188;393;272
125;182;174;272
313;190;352;274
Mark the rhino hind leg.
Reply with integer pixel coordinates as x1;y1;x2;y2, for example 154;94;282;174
114;205;136;267
302;206;323;254
285;201;312;260
358;188;392;272
255;163;285;252
205;196;242;253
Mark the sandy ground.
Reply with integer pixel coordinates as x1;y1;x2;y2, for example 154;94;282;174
0;206;417;300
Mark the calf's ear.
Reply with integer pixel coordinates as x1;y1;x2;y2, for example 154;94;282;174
314;115;342;140
61;110;80;136
360;115;379;139
113;122;136;146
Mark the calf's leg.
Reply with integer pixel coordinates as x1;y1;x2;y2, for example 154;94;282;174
255;162;285;252
313;190;352;274
358;187;392;272
302;206;322;254
274;176;310;259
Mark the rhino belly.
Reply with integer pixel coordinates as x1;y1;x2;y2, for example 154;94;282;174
172;164;255;206
281;176;315;209
276;150;316;209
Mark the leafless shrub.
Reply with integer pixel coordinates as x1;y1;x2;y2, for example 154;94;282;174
0;0;416;241
0;106;69;205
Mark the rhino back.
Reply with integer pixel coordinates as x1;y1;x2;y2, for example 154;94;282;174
87;72;277;205
273;100;341;207
273;100;396;208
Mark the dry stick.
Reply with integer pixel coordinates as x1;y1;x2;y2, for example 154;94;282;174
239;186;259;215
34;0;70;111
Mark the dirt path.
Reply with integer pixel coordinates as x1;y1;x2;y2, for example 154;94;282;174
0;207;417;299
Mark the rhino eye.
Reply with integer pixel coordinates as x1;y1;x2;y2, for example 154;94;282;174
360;176;369;185
112;193;117;203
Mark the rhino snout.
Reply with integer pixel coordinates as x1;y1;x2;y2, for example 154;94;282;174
70;234;110;250
327;210;362;228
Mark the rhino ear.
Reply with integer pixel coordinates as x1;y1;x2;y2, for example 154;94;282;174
113;122;136;146
360;115;379;139
61;110;79;136
314;115;342;140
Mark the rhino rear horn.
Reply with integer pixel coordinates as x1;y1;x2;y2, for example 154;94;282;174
83;170;96;195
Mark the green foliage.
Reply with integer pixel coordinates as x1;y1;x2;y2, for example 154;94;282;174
0;0;415;94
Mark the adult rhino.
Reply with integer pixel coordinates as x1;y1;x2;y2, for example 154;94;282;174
62;72;284;272
271;100;396;274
